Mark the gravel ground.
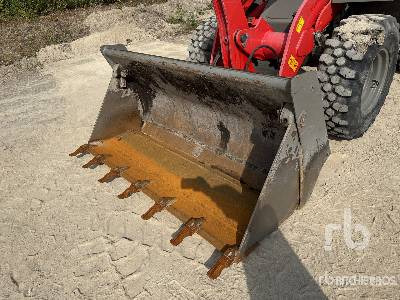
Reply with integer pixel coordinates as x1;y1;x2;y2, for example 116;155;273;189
0;3;399;299
0;0;205;66
0;9;91;66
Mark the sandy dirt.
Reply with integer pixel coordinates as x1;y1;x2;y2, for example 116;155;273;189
0;3;399;299
336;16;385;54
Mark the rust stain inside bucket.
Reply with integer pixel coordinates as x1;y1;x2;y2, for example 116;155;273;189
88;133;259;250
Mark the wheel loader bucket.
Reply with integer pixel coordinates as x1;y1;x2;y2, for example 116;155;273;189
70;45;330;279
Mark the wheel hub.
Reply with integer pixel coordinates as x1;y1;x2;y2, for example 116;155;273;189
361;48;390;116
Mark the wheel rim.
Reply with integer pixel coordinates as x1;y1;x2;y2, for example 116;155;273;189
361;48;390;116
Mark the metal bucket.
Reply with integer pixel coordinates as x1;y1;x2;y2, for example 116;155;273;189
70;45;330;278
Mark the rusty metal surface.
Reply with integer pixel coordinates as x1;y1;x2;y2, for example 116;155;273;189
118;180;151;199
91;46;294;191
87;135;259;251
207;246;239;280
71;45;330;277
98;166;129;183
170;217;205;246
82;154;106;169
69;144;92;157
142;197;176;220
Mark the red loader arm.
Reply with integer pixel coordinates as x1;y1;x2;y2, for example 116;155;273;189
211;0;343;77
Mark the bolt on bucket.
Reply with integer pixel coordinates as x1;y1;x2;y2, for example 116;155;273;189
70;45;330;279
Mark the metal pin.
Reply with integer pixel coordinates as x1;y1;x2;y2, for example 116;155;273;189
118;180;151;199
69;144;91;157
82;154;106;169
141;197;176;220
98;166;129;183
207;246;238;280
170;217;205;246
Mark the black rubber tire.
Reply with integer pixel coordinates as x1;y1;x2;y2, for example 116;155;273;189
318;14;399;139
347;2;400;72
187;16;217;64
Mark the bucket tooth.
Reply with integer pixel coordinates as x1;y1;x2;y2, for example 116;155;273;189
69;144;92;157
207;246;238;280
141;197;176;220
82;154;106;169
118;180;151;199
170;217;205;246
98;166;129;183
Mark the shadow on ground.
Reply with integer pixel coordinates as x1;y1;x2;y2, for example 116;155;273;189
181;177;326;298
242;231;326;299
203;230;327;299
